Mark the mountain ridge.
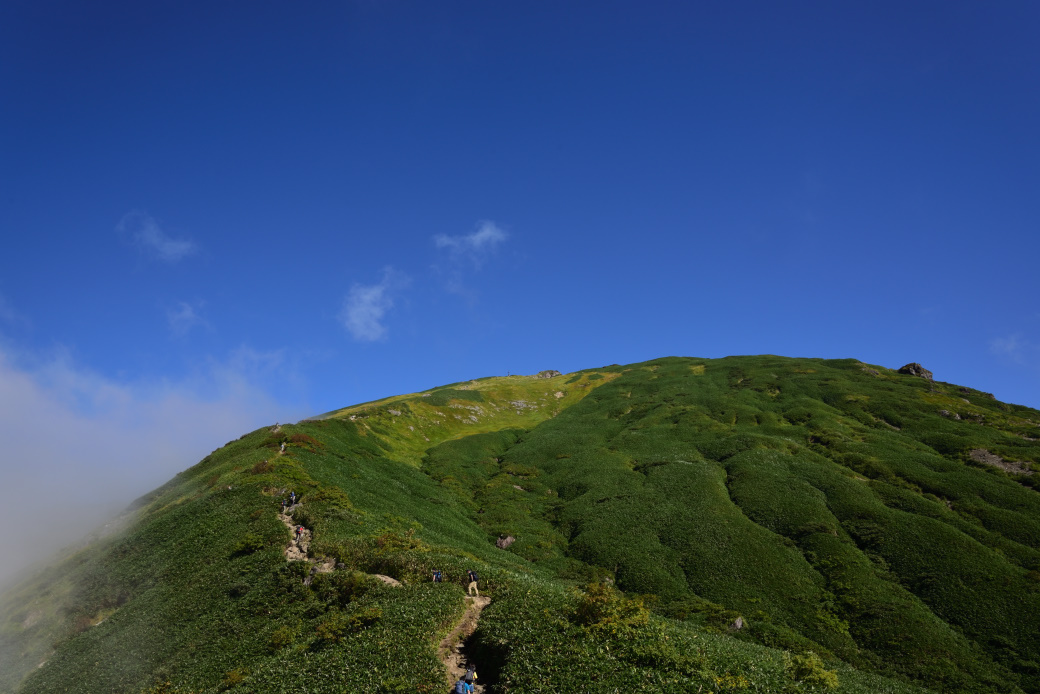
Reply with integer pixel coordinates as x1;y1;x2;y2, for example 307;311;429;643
2;355;1038;693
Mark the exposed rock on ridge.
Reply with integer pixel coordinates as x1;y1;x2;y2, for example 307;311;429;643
898;363;933;380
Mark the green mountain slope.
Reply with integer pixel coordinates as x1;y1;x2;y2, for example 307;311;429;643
2;356;1039;693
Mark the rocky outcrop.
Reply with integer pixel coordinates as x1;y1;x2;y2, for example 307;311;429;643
496;535;516;549
969;449;1034;476
535;370;562;379
898;363;933;380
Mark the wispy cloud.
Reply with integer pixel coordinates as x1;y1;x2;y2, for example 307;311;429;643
339;267;409;342
167;301;208;337
118;211;198;263
990;334;1025;360
434;220;508;268
989;334;1038;369
0;343;302;589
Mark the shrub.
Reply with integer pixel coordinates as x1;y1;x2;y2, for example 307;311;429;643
231;533;265;556
251;459;274;475
573;582;650;634
311;571;371;607
314;612;350;645
289;433;322;450
347;605;382;630
314;606;381;646
786;651;839;689
374;528;427;555
221;668;247;689
269;624;297;651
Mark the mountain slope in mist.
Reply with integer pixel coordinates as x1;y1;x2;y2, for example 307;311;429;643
2;356;1039;693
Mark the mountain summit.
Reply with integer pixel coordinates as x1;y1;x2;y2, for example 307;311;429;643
3;356;1039;693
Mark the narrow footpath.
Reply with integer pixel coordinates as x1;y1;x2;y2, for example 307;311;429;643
439;595;492;693
278;499;400;586
277;502;311;561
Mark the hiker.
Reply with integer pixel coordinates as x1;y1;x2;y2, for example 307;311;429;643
466;569;479;596
453;678;469;694
289;491;296;504
295;526;303;541
281;442;286;453
465;665;477;687
281;499;287;512
432;569;442;583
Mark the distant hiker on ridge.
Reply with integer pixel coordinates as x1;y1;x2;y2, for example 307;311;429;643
432;569;442;583
466;569;479;596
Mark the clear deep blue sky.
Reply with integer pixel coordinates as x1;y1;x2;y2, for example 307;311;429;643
0;1;1038;579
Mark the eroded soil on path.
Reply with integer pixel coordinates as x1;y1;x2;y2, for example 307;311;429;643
278;503;400;586
277;505;310;561
439;595;491;693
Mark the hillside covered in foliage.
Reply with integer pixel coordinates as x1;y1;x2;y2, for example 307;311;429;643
2;356;1039;693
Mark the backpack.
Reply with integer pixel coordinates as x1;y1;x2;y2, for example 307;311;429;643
454;679;467;694
469;571;479;582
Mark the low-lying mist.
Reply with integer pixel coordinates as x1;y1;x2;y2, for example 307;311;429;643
0;346;305;591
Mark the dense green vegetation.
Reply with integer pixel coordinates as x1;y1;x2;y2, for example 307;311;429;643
1;356;1038;693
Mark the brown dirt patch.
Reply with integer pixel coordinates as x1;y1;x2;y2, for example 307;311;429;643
970;448;1034;476
439;595;491;692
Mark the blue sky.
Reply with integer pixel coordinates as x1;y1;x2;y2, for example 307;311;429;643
1;1;1038;581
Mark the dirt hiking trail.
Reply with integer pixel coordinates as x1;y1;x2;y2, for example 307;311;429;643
278;504;311;561
439;595;492;693
278;501;400;586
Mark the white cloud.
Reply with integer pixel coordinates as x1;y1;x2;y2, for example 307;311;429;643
118;211;198;263
167;301;207;337
0;343;302;589
990;334;1026;361
339;267;408;342
434;220;508;267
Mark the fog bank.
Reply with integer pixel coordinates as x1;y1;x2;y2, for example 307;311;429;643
0;346;305;590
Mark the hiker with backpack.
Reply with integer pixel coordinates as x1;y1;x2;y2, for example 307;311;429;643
465;665;477;688
432;569;442;583
295;526;303;541
454;677;473;694
466;569;479;596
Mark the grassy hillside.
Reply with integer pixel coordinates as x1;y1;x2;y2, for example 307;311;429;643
2;356;1038;693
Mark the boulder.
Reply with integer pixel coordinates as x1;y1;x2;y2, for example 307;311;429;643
496;535;516;549
898;363;933;380
729;616;744;631
536;370;562;379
